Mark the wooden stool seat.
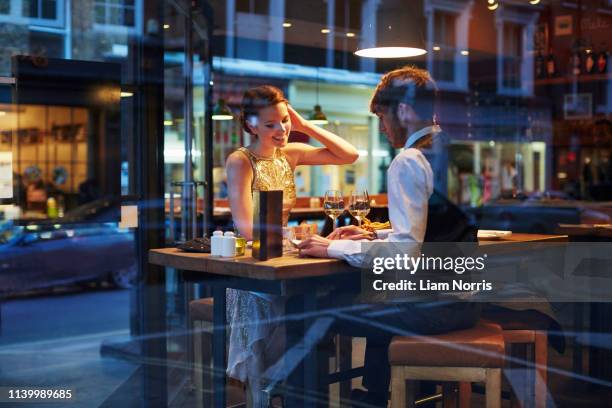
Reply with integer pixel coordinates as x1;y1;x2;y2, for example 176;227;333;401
389;320;505;408
189;297;214;322
389;321;506;368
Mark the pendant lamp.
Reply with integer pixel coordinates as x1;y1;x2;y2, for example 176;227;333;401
309;104;329;125
355;0;427;59
308;68;329;126
212;98;233;121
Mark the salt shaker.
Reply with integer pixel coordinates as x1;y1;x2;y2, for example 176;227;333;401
222;231;237;257
211;230;224;256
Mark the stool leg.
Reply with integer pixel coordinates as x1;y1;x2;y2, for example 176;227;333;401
458;382;471;408
201;322;214;408
535;332;548;408
338;335;352;406
193;321;204;408
391;367;406;408
442;382;457;407
485;368;502;408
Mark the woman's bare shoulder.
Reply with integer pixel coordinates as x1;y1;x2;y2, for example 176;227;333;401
226;150;252;173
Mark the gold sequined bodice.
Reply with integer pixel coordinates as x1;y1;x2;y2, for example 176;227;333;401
237;147;296;225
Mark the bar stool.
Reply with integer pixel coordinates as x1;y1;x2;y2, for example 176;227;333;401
389;320;505;408
483;308;551;408
190;297;215;408
190;298;354;407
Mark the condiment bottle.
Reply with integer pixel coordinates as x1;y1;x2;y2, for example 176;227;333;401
222;231;237;257
211;230;224;256
235;233;246;256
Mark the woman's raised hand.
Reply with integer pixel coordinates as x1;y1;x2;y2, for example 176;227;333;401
287;104;309;133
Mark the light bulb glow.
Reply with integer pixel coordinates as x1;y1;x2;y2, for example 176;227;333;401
212;114;234;121
120;91;133;97
529;0;540;4
321;28;331;34
433;46;441;51
282;22;292;28
346;32;355;37
488;3;499;10
309;119;329;125
355;46;427;58
163;24;170;29
461;50;469;56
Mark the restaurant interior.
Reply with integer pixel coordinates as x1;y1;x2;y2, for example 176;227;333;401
0;0;612;407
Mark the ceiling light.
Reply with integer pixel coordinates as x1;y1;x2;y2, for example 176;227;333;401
283;22;292;28
321;28;331;34
488;3;499;10
163;24;170;29
346;32;355;38
355;4;427;59
461;50;469;56
164;120;173;126
356;47;426;58
433;45;441;51
120;91;133;97
212;99;233;121
529;0;540;4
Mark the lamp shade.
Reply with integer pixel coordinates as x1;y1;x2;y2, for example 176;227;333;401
355;0;427;59
212;98;233;121
308;105;329;125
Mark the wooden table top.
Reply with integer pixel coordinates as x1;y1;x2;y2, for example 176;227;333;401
149;248;355;280
478;233;568;245
556;224;612;238
150;233;568;280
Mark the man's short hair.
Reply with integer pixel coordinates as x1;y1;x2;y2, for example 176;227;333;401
370;65;437;117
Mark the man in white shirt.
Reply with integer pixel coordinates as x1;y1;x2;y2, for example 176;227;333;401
298;66;479;407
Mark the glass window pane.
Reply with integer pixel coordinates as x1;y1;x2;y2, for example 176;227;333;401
124;8;134;26
41;0;56;19
0;0;10;14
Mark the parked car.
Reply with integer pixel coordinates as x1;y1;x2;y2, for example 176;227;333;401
0;199;136;296
466;198;611;234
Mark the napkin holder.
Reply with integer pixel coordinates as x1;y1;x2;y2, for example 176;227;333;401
252;190;283;260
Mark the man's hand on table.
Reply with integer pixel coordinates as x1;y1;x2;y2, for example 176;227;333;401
297;235;331;258
298;227;377;258
327;225;375;241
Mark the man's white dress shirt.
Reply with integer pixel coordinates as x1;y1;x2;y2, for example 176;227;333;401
327;128;435;267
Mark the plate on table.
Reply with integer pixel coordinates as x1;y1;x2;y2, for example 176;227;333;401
478;230;512;240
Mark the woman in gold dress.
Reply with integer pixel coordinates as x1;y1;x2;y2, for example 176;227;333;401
225;85;358;402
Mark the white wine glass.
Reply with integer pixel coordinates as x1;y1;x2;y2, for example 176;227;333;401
349;189;369;228
324;190;344;231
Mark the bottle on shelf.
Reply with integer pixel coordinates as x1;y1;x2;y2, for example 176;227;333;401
546;48;556;78
597;44;608;74
585;49;596;74
570;40;581;76
535;50;545;79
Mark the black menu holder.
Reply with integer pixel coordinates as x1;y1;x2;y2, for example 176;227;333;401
252;190;283;260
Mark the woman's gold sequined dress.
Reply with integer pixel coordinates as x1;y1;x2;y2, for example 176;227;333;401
226;147;296;387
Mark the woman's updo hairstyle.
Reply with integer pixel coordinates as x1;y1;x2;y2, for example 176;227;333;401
240;85;287;136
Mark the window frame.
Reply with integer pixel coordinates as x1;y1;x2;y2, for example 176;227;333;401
495;5;538;97
425;0;473;92
0;0;65;28
92;0;143;34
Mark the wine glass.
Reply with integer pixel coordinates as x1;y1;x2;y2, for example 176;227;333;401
349;189;370;227
324;190;344;231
